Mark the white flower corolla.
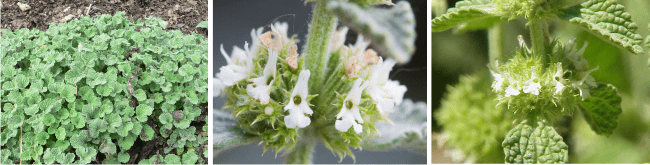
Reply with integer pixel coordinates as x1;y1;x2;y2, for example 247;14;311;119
248;27;264;59
335;79;369;134
217;42;254;86
553;63;568;94
522;66;541;95
564;39;589;71
490;70;505;92
572;66;599;100
365;57;407;115
284;70;313;128
214;78;224;96
505;85;520;97
246;49;279;104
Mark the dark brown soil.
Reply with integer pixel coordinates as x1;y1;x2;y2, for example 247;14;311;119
1;0;208;37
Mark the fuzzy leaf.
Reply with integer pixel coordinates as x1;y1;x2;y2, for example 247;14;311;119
580;83;622;136
561;0;644;54
99;140;118;155
328;1;416;64
43;148;61;164
133;89;147;101
164;154;181;164
502;122;568;163
432;0;499;32
56;127;66;140
214;110;259;154
362;99;427;153
136;104;154;122
118;152;130;163
182;151;199;164
141;124;155;141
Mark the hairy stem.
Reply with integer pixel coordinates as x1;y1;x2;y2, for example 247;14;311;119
304;0;338;95
285;137;317;164
529;20;547;62
488;23;505;64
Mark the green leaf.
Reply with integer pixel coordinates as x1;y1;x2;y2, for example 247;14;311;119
561;0;644;54
134;89;147;101
25;104;39;116
502;121;568;163
119;122;134;137
214;110;259;154
328;0;416;64
179;63;198;77
43;148;61;164
159;113;174;125
60;84;77;102
580;83;622;136
196;21;208;28
14;74;30;89
118;152;130;163
182;151;199;164
136;104;153;122
99;140;118;155
141;124;155;141
118;135;137;150
431;0;499;32
56;127;66;140
164;154;181;164
76;146;98;164
57;152;75;164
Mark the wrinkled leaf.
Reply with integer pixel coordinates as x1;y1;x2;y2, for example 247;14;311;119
580;83;622;136
502;121;568;163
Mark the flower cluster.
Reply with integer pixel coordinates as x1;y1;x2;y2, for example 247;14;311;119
214;22;407;155
490;36;598;120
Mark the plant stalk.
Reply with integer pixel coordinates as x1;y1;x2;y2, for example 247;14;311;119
488;23;505;64
304;0;338;95
529;20;547;62
285;137;317;164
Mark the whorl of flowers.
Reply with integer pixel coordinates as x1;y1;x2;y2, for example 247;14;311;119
214;23;407;157
489;36;598;120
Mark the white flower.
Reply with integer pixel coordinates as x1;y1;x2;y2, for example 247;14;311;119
365;57;407;115
335;79;368;134
490;70;505;92
505;85;520;97
246;49;279;104
572;66;599;100
553;63;567;94
248;27;264;59
565;39;589;71
259;23;290;52
522;66;541;95
214;78;224;96
284;70;313;128
217;42;254;86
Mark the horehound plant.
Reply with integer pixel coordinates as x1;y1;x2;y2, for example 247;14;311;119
432;0;649;163
213;0;425;163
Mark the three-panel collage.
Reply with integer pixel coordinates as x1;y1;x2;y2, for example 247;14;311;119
1;0;649;164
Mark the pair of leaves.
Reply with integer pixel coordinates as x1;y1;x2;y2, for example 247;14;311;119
433;0;644;54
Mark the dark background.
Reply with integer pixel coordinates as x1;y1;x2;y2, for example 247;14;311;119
213;0;427;164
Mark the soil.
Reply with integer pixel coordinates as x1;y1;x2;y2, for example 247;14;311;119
1;0;208;163
1;0;208;37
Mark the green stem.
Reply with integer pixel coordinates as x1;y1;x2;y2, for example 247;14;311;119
488;23;505;64
304;0;338;95
285;137;317;164
529;20;547;61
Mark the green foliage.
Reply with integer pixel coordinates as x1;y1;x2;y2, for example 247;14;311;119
502;121;568;163
431;0;500;32
435;70;515;163
0;11;207;163
561;0;644;54
580;84;622;136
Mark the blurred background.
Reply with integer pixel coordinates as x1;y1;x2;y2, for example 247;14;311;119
431;0;650;163
213;0;427;163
